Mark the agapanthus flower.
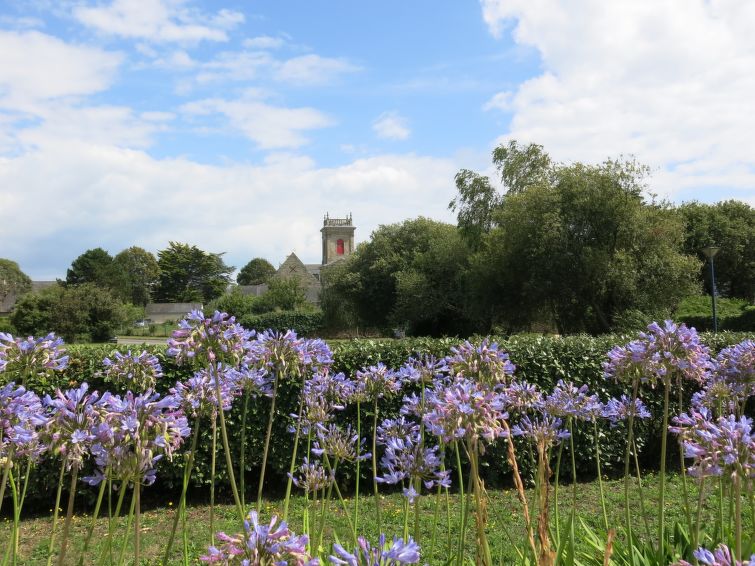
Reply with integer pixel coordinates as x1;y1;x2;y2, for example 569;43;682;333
445;338;515;387
0;332;68;383
330;534;420;565
353;363;402;403
511;415;570;448
311;423;369;462
396;356;447;385
100;350;163;390
376;417;420;446
542;380;602;421
601;395;652;425
0;382;47;460
503;381;543;413
43;383;101;471
244;330;331;380
200;510;318;565
168;310;253;367
89;390;189;485
170;364;246;418
289;457;333;494
671;544;754;565
707;340;755;404
670;411;755;479
604;321;711;386
423;378;507;444
292;371;353;434
376;435;450;492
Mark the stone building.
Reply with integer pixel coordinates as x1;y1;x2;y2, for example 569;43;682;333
239;213;356;304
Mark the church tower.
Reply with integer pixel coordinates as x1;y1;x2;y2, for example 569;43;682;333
321;213;355;265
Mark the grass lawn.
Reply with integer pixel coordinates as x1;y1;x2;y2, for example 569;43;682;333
4;473;751;564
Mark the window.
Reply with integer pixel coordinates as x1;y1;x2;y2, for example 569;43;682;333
336;239;345;255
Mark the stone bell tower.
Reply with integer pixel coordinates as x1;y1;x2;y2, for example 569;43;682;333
321;213;355;265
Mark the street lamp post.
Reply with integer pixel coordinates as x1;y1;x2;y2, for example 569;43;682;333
701;245;720;333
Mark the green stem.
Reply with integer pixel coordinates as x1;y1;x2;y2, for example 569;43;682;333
97;477;128;566
212;363;244;521
78;469;109;565
429;443;445;558
454;442;467;566
46;460;67;566
553;438;564;546
258;370;281;510
693;477;706;556
0;454;11;516
734;469;742;560
592;421;609;532
210;411;217;546
677;383;693;533
632;437;652;541
134;482;141;566
284;375;307;521
623;379;639;551
56;466;78;566
116;485;136;566
468;441;492;566
354;401;361;538
240;388;249;509
317;458;339;550
658;379;670;562
6;467;18;566
371;398;382;534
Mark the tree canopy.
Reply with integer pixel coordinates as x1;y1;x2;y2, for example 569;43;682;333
112;246;160;306
154;242;234;304
0;259;32;304
237;258;276;285
66;248;115;288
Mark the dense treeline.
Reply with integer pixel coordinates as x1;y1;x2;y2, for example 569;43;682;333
323;141;754;336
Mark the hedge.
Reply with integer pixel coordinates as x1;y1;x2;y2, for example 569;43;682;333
238;310;324;336
7;330;753;510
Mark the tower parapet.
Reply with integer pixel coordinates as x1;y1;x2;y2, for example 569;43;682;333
321;213;355;265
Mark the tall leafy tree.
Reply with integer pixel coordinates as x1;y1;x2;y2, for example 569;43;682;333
112;246;160;306
154;242;234;303
237;258;276;285
677;200;755;301
0;259;32;304
66;248;116;288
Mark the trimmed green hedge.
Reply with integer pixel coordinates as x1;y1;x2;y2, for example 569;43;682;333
238;310;324;336
9;331;753;509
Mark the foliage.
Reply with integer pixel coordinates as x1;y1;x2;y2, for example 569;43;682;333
454;145;700;333
676;295;755;332
10;283;130;342
208;286;266;319
237;257;276;286
65;247;116;288
238;310;324;336
678;200;755;301
154;242;234;303
0;258;32;304
112;246;160;306
259;277;311;312
322;217;473;336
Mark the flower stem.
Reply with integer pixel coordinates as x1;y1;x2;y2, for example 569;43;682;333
116;485;136;566
240;388;250;508
212;363;244;521
258;370;281;510
284;375;307;521
210;411;217;546
454;442;467;566
592;421;609;532
46;459;66;566
553;438;564;546
623;379;639;551
657;379;670;561
354;400;361;537
78;469;109;565
677;384;693;533
134;482;141;566
56;466;78;566
371;398;382;535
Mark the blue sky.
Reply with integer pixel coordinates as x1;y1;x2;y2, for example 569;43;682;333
1;0;753;279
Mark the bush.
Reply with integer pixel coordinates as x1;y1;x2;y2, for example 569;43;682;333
10;331;753;509
238;310;324;336
676;295;755;331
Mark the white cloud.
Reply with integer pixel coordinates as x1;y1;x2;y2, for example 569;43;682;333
0;144;458;279
274;54;360;85
181;95;333;149
243;35;285;50
0;30;121;108
74;0;244;43
480;0;755;202
372;112;411;140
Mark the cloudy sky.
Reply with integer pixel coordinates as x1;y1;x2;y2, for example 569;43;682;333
1;0;753;279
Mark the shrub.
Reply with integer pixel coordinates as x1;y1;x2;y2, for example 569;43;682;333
239;310;324;336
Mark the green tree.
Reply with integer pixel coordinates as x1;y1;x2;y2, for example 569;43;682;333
112;246;160;306
66;247;117;287
0;259;32;305
322;218;472;336
237;258;276;285
455;146;700;334
11;283;128;342
154;242;234;304
677;200;755;301
208;287;264;318
260;277;309;312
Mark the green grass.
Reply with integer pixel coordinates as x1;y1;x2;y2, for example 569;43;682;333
4;473;751;565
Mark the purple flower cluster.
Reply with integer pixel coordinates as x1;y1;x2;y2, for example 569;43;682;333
170;365;242;418
200;510;318;565
0;382;47;461
0;332;68;381
330;534;420;565
245;330;332;379
542;380;602;421
604;321;711;386
88;390;190;485
601;395;652;425
695;340;755;412
353;363;402;402
511;415;570;448
423;378;508;444
672;544;754;565
312;423;368;463
168;310;253;367
43;383;101;471
101;350;163;391
445;338;515;386
293;370;353;434
671;410;755;479
396;355;446;385
289;457;333;494
376;433;450;497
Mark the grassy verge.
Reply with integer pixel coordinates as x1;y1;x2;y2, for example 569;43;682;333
4;473;751;565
